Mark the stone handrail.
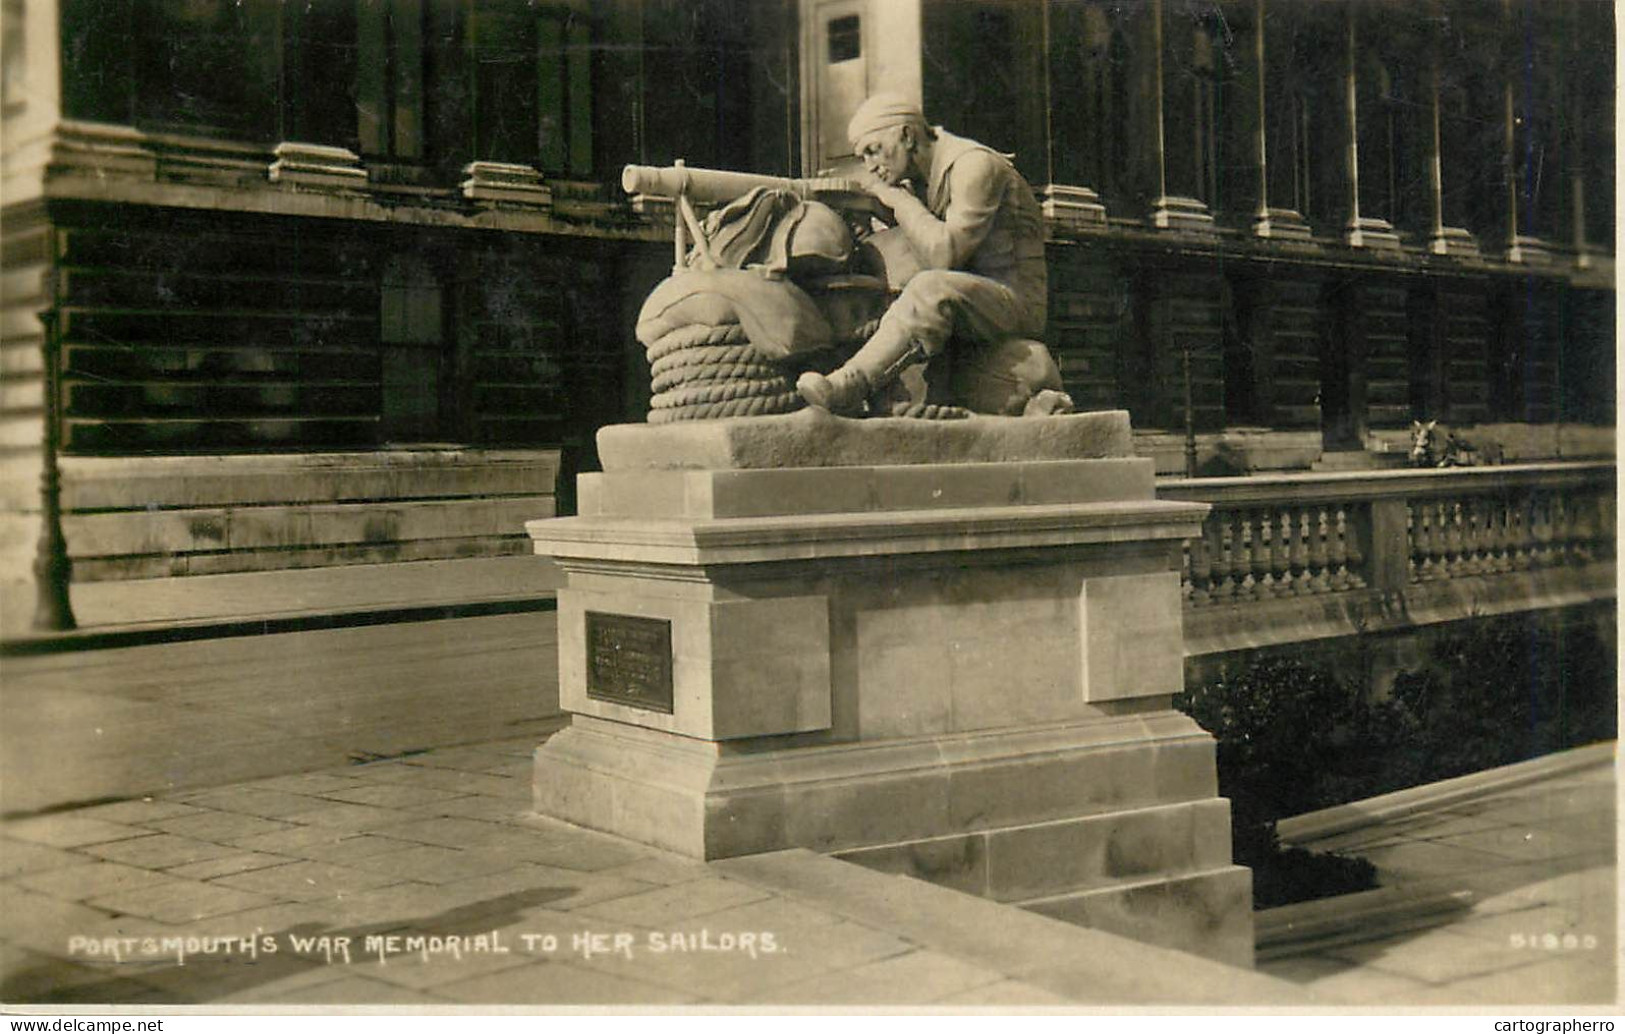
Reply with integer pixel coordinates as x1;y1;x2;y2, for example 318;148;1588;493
1157;463;1616;653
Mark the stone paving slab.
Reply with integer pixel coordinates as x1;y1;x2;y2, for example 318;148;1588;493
14;861;192;902
5;816;154;849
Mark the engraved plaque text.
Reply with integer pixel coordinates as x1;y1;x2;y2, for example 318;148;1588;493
585;611;674;714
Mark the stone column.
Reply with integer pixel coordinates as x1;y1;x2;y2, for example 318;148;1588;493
1341;6;1398;250
1499;77;1523;263
1147;0;1215;234
1248;0;1310;240
1423;6;1480;259
1569;82;1589;269
1498;3;1554;266
1036;1;1106;233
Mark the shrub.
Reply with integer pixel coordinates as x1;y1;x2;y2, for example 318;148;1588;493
1391;612;1616;781
1177;657;1389;907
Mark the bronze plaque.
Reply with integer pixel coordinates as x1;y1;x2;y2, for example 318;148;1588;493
584;611;674;714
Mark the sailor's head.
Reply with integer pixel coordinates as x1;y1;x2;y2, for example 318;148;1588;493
847;93;932;186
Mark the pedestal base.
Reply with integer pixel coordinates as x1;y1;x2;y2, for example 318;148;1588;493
1041;184;1109;232
1149;195;1217;235
1252;207;1314;242
1428;225;1482;258
529;413;1250;965
534;709;1252;966
1346;216;1403;251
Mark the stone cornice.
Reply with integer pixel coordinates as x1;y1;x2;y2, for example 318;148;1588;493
13;122;1615;288
529;499;1209;568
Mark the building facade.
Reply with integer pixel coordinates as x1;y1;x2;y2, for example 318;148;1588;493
0;0;1614;584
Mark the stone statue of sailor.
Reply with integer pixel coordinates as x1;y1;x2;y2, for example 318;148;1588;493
796;93;1051;416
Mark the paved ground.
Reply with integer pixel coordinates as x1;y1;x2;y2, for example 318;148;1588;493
1261;759;1618;1005
0;736;1305;1009
1;614;562;816
0;730;1615;1008
0;560;1616;1008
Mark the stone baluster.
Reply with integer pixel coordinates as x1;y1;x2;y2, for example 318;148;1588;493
1592;491;1615;560
1483;496;1513;574
1501;494;1527;572
1544;494;1566;565
1427;499;1448;576
1528;495;1554;567
1541;494;1564;567
1440;500;1466;577
1404;501;1420;582
1466;499;1487;574
1237;509;1266;600
1289;506;1314;595
1566;493;1592;564
1307;505;1332;593
1487;498;1512;572
1268;507;1294;597
1233;509;1257;598
1186;518;1213;605
1208;509;1236;604
1410;500;1439;581
1549;494;1576;566
1342;503;1368;589
1327;504;1352;591
1459;498;1487;575
1570;492;1598;563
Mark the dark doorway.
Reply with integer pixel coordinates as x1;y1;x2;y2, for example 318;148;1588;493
1319;278;1366;451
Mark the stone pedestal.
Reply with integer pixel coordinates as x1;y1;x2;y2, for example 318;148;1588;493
1345;216;1403;251
1040;184;1109;232
528;409;1252;965
1148;195;1217;235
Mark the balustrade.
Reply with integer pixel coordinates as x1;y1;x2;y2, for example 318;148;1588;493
1175;496;1374;607
1163;463;1615;610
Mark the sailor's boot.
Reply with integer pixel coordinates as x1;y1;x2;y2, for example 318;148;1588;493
796;323;924;416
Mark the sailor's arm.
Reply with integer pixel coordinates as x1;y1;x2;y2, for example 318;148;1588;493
869;151;1002;270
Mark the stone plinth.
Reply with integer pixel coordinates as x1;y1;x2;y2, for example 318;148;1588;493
528;410;1252;965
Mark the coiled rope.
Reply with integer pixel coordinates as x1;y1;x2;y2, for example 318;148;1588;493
644;319;804;422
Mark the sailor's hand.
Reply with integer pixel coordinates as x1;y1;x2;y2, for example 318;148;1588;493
859;176;907;206
858;176;914;220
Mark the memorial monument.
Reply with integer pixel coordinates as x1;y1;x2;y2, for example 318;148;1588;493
528;98;1253;966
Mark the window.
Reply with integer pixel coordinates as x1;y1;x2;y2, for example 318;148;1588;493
469;0;593;176
131;0;280;137
1354;6;1427;235
358;0;424;161
60;0;357;146
1263;5;1318;221
2;0;24;115
828;15;860;63
379;255;449;442
1189;21;1227;211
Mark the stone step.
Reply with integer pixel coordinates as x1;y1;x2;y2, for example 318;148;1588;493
0;449;559;511
1;449;560;581
836;797;1233;904
1016;863;1255;966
